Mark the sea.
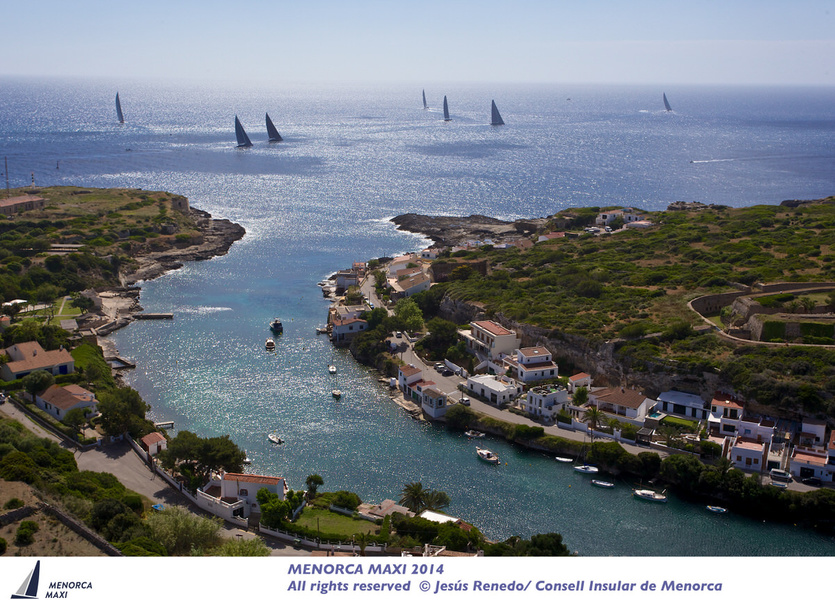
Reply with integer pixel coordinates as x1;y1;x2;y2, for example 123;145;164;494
2;77;835;556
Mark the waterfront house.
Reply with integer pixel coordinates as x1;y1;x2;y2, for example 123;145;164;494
390;271;431;299
594;208;645;227
420;387;448;420
35;384;98;422
420;248;440;260
502;347;558;384
201;472;288;520
460;320;519;362
333;304;367;321
519;383;569;422
141;431;167;456
397;364;423;394
655;390;708;421
357;499;414;520
1;341;74;381
736;417;777;445
330;317;367;346
590;387;654;426
334;270;359;294
388;254;418;277
730;439;769;473
708;392;745;437
466;374;521;406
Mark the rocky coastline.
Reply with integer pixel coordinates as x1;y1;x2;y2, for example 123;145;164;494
91;208;245;339
390;213;547;248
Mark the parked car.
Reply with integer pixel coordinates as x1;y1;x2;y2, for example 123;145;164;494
395;331;403;338
802;476;822;486
434;363;445;372
770;468;792;482
460;397;470;406
442;369;454;377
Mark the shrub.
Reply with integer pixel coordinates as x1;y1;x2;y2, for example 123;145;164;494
331;491;361;512
3;498;24;510
15;520;39;546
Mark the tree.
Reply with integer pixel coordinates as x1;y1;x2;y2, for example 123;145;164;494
423;490;451;511
22;370;54;402
400;482;427;513
800;296;816;313
63;407;92;439
160;431;245;486
98;387;149;437
146;506;222;555
582;406;603;432
572;386;589;406
393;298;424;333
305;473;324;499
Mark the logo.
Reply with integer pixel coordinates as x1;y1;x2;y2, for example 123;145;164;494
11;560;40;600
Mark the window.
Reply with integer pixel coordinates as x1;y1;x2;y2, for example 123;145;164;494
239;489;248;496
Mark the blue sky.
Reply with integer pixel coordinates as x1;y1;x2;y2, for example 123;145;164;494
4;0;834;85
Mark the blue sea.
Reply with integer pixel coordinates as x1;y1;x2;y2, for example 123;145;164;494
3;78;835;555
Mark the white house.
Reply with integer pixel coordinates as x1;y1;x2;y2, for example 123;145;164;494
420;248;440;260
334;269;359;294
736;417;777;445
590;387;654;425
420;388;448;420
460;320;519;361
330;317;367;345
388;254;417;277
466;374;521;406
35;384;98;422
708;392;744;437
391;272;431;299
502;347;558;384
211;472;288;519
519;384;569;422
141;431;167;456
730;439;769;473
799;419;827;450
333;304;367;321
595;208;646;227
1;341;74;381
655;390;707;421
567;373;591;393
397;364;423;395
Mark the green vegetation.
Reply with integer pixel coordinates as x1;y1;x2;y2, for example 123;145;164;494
158;431;247;492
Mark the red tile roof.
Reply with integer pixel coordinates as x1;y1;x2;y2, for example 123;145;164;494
472;320;513;337
592;387;650;410
569;372;590;381
518;347;551;358
141;432;166;446
224;473;284;485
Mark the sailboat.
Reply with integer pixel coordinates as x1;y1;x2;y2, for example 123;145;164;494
235;116;253;147
12;560;40;599
443;95;451;121
422;89;428;109
266;113;283;142
663;92;673;112
491;100;504;126
116;93;124;123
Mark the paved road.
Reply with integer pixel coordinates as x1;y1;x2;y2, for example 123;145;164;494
0;400;308;555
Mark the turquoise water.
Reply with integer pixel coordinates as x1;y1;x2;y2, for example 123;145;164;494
3;78;835;554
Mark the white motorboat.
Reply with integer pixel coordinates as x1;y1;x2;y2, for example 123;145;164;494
268;433;283;445
555;456;573;463
591;479;614;488
328;365;337;374
269;318;283;334
465;429;485;438
574;464;599;474
265;339;275;351
476;446;499;464
706;505;727;514
332;389;342;399
633;488;667;503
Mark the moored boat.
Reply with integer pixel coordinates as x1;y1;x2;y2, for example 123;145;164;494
476;446;499;464
265;339;275;350
574;464;599;474
591;479;615;488
268;433;283;444
633;488;667;503
270;318;283;333
328;365;337;374
707;505;727;514
332;389;342;398
555;456;573;463
465;429;485;438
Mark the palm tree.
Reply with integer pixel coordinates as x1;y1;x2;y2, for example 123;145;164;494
423;490;450;512
800;296;816;313
400;482;426;513
583;406;603;432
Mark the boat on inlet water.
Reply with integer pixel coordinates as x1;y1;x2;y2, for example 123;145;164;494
591;479;615;488
574;464;599;474
476;447;499;464
633;488;667;503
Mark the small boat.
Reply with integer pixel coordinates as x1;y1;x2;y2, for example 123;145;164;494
633;488;667;503
265;339;275;351
706;505;727;514
574;464;599;474
270;318;283;333
268;433;283;444
476;446;499;464
422;89;428;109
443;95;451;121
491;100;504;126
328;365;337;374
591;479;615;488
266;113;283;142
316;326;328;334
332;389;341;398
235;115;253;148
555;456;574;463
242;455;252;465
663;92;673;112
465;429;485;438
116;92;125;123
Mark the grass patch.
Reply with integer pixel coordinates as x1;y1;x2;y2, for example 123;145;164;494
294;507;378;538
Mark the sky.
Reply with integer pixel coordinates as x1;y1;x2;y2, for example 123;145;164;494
3;0;834;86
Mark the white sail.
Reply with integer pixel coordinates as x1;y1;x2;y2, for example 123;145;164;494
116;93;124;123
491;100;504;126
663;92;672;112
422;89;428;109
443;95;451;121
235;116;253;147
266;113;283;142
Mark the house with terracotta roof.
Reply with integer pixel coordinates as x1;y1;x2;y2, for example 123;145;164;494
141;432;167;456
200;472;289;520
567;373;591;393
330;317;367;346
502;346;558;384
590;387;655;425
707;392;745;436
397;364;423;393
390;271;431;299
1;341;74;381
459;320;519;361
35;384;98;422
730;439;769;473
0;195;45;216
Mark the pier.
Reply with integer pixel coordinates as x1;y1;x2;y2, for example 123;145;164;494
135;313;174;320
